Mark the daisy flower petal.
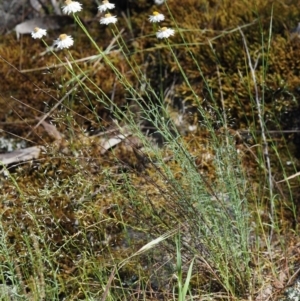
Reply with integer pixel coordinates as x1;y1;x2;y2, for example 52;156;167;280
100;13;118;25
149;11;165;23
156;27;175;39
54;34;74;49
31;27;47;39
98;0;115;12
62;0;82;14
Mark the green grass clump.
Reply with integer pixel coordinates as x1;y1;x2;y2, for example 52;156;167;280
1;0;300;300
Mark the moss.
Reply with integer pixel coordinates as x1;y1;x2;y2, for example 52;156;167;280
1;0;300;299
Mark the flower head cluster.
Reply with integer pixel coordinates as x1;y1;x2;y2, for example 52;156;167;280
148;10;175;39
98;1;117;25
98;0;115;13
54;34;74;49
149;11;165;23
100;13;118;25
31;27;47;39
156;27;175;39
62;0;82;14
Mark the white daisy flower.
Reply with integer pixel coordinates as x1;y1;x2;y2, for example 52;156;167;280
149;11;165;23
31;27;47;39
98;0;115;12
54;34;74;49
154;0;165;5
100;13;118;25
156;27;175;39
62;0;82;14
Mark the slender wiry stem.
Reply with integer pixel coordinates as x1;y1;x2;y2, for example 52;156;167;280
239;28;274;221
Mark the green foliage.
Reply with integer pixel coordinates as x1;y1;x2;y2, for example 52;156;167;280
1;0;300;300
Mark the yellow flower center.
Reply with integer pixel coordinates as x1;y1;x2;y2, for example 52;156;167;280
161;27;167;31
153;11;160;16
34;27;40;32
103;0;109;3
65;0;72;4
59;34;68;41
105;13;112;18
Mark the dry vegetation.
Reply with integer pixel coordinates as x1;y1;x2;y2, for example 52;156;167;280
1;0;300;300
